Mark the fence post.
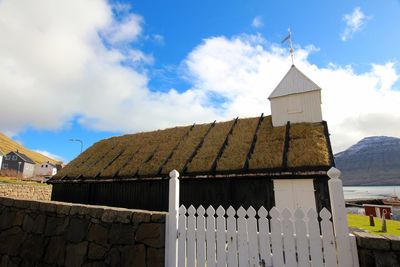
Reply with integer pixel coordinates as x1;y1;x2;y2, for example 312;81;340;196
327;167;354;266
165;169;180;267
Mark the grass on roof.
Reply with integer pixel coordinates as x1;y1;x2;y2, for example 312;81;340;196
161;123;212;174
55;141;105;179
54;116;332;180
99;134;147;178
287;123;330;167
118;131;167;177
248;116;286;170
138;126;191;176
186;120;234;173
63;139;119;179
81;137;132;178
216;118;259;171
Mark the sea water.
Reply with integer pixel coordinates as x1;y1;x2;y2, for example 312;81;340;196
343;186;400;220
343;186;400;200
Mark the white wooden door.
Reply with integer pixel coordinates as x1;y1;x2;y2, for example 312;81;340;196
273;179;316;213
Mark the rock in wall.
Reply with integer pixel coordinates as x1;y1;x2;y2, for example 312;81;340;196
0;183;52;201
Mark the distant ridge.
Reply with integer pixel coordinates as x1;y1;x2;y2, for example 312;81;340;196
335;136;400;186
0;132;60;165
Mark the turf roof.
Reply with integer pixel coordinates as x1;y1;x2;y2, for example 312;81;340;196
52;115;334;181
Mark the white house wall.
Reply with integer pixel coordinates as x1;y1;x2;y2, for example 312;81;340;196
35;164;57;177
0;156;3;171
22;163;35;178
270;90;322;127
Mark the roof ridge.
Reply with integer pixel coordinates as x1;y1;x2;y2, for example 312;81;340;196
14;151;35;164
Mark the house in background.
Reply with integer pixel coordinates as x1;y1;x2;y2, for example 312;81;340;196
49;64;334;213
34;161;58;178
1;151;36;178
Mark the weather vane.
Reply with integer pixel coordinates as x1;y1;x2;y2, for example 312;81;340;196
281;28;294;65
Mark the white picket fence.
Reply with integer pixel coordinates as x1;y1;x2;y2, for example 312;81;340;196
165;168;360;267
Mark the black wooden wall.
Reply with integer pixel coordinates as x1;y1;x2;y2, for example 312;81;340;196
51;175;330;213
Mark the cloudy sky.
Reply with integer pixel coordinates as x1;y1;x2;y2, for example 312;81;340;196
0;0;399;162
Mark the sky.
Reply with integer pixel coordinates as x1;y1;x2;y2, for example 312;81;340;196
0;0;399;163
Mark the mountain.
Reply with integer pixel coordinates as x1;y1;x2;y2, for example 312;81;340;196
0;132;59;165
335;136;400;186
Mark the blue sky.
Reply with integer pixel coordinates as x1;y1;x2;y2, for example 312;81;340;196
1;0;400;162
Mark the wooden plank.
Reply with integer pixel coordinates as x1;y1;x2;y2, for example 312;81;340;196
237;207;249;267
206;206;217;267
178;205;187;267
270;207;284;267
210;117;239;172
294;208;310;267
247;207;259;267
226;206;238;267
243;113;264;171
157;124;194;175
216;206;227;267
281;209;296;267
182;122;216;174
258;207;272;267
320;208;338;267
307;209;323;266
282;121;291;169
197;206;206;267
187;206;196;267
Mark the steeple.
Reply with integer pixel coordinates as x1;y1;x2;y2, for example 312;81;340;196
269;65;321;99
269;65;323;127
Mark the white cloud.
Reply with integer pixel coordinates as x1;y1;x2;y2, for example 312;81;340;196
129;49;154;65
0;0;399;156
251;16;263;29
34;150;65;162
341;7;369;41
0;0;218;135
105;13;143;44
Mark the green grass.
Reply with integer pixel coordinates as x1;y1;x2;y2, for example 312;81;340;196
347;213;400;236
0;176;49;186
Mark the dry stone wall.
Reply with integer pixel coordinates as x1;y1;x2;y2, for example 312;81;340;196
0;183;52;201
354;232;400;267
0;196;166;267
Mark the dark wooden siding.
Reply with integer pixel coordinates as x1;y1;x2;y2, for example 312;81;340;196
51;176;329;212
180;178;275;210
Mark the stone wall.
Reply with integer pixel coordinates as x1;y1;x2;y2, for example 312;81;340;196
0;196;166;267
354;232;400;267
0;183;52;201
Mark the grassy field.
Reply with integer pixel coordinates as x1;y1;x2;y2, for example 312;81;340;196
348;213;400;235
0;176;49;186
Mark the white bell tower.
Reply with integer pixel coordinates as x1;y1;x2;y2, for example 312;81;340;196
269;65;323;127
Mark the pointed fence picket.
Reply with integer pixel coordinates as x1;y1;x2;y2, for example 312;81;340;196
166;167;360;267
196;206;206;267
176;204;346;267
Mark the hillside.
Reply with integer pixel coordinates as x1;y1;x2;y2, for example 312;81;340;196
0;133;59;165
335;136;400;186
